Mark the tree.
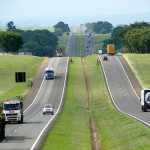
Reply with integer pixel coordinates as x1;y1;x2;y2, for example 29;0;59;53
54;28;63;36
0;31;23;53
91;21;113;34
7;21;16;31
54;21;70;33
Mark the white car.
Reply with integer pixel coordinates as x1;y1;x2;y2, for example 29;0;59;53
43;104;54;115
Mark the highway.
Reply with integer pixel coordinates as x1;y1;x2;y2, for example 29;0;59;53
0;57;69;150
84;34;94;56
98;55;150;126
67;33;76;57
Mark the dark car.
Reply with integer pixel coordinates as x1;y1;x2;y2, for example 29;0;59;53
103;56;108;61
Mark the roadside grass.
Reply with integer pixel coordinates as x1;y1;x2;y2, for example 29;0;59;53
85;54;150;150
92;34;111;53
0;26;7;31
42;57;91;150
124;54;150;89
0;55;43;104
58;35;69;56
75;34;86;57
0;26;54;32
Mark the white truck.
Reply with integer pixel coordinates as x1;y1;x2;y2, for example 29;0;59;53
56;48;63;57
141;90;150;112
3;100;23;123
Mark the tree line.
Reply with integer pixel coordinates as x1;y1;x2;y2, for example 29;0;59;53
103;22;150;53
0;21;70;56
85;21;113;34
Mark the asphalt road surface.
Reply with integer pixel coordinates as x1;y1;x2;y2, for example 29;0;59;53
84;34;94;56
67;33;76;57
0;57;69;150
98;55;150;126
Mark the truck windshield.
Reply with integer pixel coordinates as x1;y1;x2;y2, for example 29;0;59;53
3;104;20;110
46;71;54;73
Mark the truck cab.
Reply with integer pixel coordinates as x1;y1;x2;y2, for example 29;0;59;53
45;67;54;79
3;100;23;123
56;48;63;57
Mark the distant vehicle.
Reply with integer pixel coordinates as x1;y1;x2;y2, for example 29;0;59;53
141;90;150;112
3;100;23;123
103;56;108;61
107;44;115;55
98;50;103;55
0;107;5;140
56;48;63;57
45;67;54;79
43;104;54;115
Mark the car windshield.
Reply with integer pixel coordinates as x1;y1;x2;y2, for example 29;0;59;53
3;104;20;110
45;105;52;108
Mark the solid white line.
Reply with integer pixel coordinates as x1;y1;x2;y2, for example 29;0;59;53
116;56;140;99
98;55;150;127
30;57;69;150
24;58;52;113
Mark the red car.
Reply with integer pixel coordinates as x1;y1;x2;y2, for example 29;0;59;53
103;56;108;61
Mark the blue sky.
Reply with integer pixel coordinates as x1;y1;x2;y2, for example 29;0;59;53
1;0;150;26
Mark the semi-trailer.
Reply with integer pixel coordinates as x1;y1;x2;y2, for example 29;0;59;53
107;44;115;55
141;90;150;112
0;107;5;140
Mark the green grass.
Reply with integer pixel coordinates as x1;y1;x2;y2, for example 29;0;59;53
85;54;150;150
0;26;7;31
124;54;150;89
92;34;111;53
0;26;54;32
57;35;69;56
75;35;86;57
0;55;43;103
42;57;91;150
70;27;81;34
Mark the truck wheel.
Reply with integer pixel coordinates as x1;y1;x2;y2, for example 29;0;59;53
43;113;45;115
142;106;146;112
2;129;5;138
143;107;146;112
52;112;54;115
18;115;23;124
142;106;144;112
21;115;23;123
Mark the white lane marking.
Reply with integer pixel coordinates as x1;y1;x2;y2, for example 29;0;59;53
116;56;140;99
3;59;54;142
31;57;69;150
24;58;52;113
97;55;150;127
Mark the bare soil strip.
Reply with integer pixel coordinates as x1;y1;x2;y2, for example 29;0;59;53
83;59;102;150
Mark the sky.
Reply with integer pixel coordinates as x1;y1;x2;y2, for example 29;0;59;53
0;0;150;26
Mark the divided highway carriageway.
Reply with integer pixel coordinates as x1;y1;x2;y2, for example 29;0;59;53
98;55;150;126
0;57;69;150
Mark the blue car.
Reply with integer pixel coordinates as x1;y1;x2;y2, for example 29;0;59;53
45;68;54;79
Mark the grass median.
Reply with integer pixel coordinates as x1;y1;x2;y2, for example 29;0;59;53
124;54;150;89
75;34;86;57
58;35;69;56
42;57;91;150
85;54;150;150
